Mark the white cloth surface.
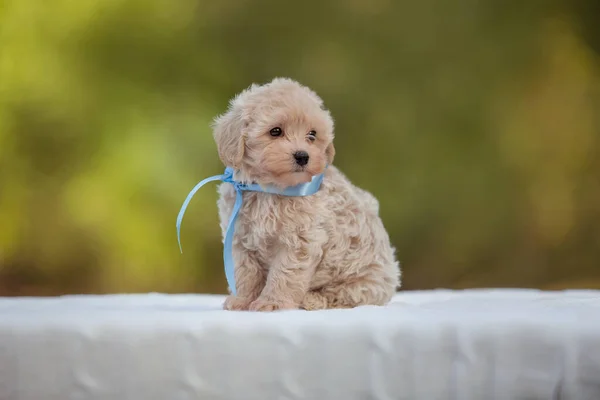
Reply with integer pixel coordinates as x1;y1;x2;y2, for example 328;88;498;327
0;289;599;400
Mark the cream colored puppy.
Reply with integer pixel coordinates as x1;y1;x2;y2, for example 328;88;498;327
213;78;400;311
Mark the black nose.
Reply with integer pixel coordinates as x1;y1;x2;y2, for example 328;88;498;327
293;151;309;166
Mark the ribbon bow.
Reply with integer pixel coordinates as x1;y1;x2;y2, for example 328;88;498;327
177;166;325;295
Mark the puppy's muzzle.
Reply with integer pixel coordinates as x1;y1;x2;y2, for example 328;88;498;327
293;151;309;166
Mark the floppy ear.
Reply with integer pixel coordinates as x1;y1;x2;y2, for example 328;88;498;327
212;105;247;169
325;142;336;165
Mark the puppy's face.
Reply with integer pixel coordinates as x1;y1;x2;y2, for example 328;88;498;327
212;78;335;188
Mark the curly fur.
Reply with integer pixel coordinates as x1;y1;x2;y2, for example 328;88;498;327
212;78;401;311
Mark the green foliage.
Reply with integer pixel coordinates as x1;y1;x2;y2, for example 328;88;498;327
1;0;599;295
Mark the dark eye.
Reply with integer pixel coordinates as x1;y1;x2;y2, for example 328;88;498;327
307;130;317;141
270;127;282;137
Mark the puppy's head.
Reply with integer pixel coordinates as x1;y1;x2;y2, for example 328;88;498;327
212;78;335;188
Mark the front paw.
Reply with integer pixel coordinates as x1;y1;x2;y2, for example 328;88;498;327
248;297;298;312
223;295;252;311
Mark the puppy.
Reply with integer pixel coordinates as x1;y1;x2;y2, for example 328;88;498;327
213;78;400;311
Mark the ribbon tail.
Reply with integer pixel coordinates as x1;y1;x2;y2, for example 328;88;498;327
222;187;243;296
176;174;226;253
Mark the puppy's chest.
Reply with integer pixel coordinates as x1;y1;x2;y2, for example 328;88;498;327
234;193;311;250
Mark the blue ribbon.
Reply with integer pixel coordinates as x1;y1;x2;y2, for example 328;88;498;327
177;166;325;295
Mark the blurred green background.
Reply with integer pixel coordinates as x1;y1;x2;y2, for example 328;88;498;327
1;0;599;296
